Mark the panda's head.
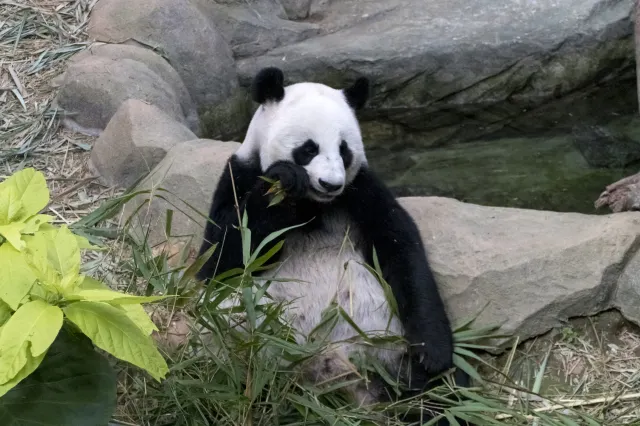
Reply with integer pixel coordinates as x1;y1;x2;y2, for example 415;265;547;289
237;67;370;203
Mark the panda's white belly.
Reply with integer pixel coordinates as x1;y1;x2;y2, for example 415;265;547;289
257;211;406;371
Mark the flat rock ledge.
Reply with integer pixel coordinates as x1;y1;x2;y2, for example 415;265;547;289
118;138;640;352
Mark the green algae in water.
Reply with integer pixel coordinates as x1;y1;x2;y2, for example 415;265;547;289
370;134;638;214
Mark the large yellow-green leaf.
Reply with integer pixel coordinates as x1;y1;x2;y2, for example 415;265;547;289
0;223;26;251
63;302;168;381
21;214;53;234
42;226;80;285
79;276;109;290
0;300;63;383
0;345;28;386
0;185;24;225
78;277;159;335
0;349;45;398
37;223;99;251
23;240;61;295
24;226;81;293
66;289;168;305
74;233;100;250
0;327;116;424
0;244;36;310
0;301;11;327
0;168;49;220
118;304;158;336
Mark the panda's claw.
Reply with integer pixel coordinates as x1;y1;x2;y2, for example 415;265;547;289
407;328;454;376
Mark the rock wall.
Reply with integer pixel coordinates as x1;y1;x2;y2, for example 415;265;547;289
57;0;635;145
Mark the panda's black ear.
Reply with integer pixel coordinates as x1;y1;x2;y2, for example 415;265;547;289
343;77;370;110
252;67;285;104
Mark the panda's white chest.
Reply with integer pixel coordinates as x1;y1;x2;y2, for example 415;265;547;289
257;211;405;360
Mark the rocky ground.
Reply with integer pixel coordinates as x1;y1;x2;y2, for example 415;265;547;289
4;0;640;423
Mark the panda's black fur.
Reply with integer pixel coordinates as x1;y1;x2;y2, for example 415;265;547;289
196;67;474;426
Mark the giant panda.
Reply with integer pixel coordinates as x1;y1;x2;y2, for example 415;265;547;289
196;67;472;425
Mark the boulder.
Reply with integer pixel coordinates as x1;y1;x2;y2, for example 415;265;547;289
68;43;199;133
122;139;240;247
615;248;640;325
400;196;640;349
90;0;238;108
56;53;193;136
90;99;197;188
572;115;640;169
193;0;321;59
237;0;634;140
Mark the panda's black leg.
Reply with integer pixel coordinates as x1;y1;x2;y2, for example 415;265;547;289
398;360;475;426
340;166;474;426
341;166;455;376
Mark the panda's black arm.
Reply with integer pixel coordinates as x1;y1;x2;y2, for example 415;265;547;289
342;166;454;375
196;155;313;281
196;154;258;280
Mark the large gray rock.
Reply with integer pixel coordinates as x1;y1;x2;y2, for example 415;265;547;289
56;52;194;137
615;247;640;325
401;196;640;349
90;0;238;108
237;0;634;138
58;43;199;135
193;0;322;59
123;139;240;247
636;0;640;109
90;99;197;188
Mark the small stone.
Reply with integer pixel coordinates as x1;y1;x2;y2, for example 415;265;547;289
89;99;197;188
122;139;240;247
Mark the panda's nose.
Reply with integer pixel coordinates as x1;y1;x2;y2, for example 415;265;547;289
318;179;343;193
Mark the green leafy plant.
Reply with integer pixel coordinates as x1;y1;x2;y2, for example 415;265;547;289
0;168;170;422
259;176;286;207
101;185;612;426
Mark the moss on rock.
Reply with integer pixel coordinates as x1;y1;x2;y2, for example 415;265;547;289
198;89;254;141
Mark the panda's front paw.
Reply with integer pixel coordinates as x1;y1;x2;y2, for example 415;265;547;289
409;332;454;376
264;161;310;199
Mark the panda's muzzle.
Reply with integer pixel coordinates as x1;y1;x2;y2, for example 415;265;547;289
310;179;343;202
318;179;343;193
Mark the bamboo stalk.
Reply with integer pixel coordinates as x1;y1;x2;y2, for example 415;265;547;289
495;392;640;420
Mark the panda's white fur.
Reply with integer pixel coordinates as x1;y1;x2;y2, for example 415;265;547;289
227;81;405;402
197;68;465;424
236;82;367;202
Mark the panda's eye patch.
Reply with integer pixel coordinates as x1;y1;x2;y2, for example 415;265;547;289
340;140;353;168
293;139;319;166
